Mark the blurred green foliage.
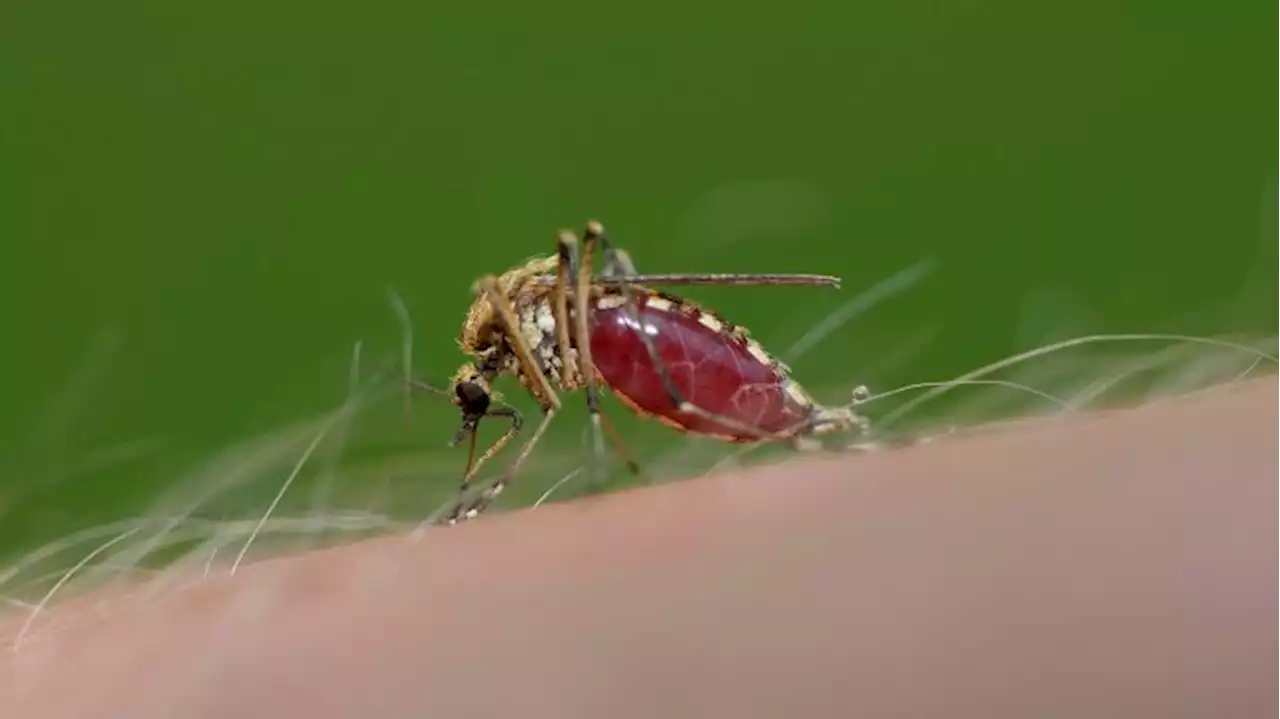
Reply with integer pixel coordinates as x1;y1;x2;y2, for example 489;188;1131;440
0;1;1274;564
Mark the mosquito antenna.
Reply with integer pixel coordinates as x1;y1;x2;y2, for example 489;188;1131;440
408;378;450;397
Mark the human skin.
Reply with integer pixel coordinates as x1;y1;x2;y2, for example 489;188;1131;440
1;375;1276;719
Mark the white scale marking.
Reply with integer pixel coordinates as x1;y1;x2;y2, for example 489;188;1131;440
645;296;675;312
698;314;725;333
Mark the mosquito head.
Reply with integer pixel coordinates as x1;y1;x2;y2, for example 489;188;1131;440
451;378;491;439
448;363;495;446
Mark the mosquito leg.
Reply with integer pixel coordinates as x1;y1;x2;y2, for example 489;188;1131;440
559;232;642;479
552;234;581;390
459;406;523;487
448;408;558;523
555;229;613;484
597;410;641;474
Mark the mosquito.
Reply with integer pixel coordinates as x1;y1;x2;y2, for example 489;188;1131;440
411;220;870;524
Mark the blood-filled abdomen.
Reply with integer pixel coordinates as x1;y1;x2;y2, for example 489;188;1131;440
588;294;812;439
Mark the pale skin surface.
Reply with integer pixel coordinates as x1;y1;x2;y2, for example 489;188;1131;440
0;375;1275;719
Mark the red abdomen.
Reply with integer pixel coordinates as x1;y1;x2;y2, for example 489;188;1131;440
588;294;812;440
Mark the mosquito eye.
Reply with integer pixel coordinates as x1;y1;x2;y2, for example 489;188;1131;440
455;381;490;415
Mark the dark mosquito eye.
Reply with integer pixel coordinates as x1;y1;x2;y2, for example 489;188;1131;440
455;381;490;415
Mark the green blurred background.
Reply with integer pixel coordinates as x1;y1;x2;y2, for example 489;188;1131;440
1;2;1275;571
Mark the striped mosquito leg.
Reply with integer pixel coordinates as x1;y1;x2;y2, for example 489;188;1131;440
446;408;558;523
552;233;581;389
557;230;608;482
559;229;641;480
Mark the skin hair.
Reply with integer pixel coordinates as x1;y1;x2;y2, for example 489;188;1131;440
0;374;1275;719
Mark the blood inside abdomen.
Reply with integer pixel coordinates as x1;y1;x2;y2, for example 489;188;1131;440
588;297;810;439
